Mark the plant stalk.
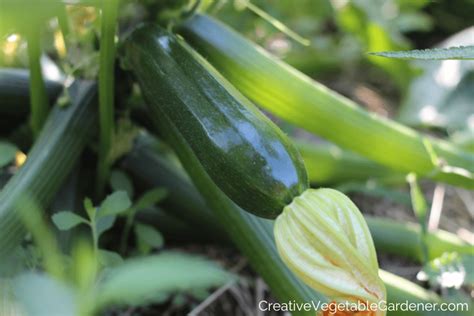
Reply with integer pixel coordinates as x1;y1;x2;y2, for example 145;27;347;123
26;29;49;137
97;0;119;197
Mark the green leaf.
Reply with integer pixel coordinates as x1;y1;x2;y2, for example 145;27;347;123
13;273;76;316
370;45;474;60
98;249;124;267
95;252;233;308
407;173;429;262
407;173;429;225
96;215;116;237
52;211;87;231
135;223;164;250
0;141;17;168
84;197;96;220
99;191;132;217
110;170;134;198
134;188;167;211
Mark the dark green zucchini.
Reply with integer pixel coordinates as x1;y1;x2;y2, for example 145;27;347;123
123;135;320;315
122;24;308;219
0;80;97;258
0;68;63;134
0;68;63;116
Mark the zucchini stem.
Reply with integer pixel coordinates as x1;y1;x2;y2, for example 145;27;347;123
27;28;49;137
97;0;119;197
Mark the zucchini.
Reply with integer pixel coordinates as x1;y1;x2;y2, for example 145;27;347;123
123;134;322;313
122;24;308;219
0;68;63;134
0;68;63;117
0;80;97;258
125;136;473;264
124;25;386;307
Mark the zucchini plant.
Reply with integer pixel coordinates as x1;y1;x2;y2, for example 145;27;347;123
1;1;472;315
124;134;472;316
122;24;386;313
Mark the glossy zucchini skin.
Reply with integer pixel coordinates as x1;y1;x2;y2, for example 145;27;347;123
123;24;308;219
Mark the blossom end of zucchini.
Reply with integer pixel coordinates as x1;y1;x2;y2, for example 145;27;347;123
274;188;386;314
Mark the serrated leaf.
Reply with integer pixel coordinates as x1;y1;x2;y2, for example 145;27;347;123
95;252;233;308
0;141;18;168
52;211;87;231
110;170;134;198
98;250;124;267
135;223;164;249
13;273;76;316
99;191;132;217
370;45;474;60
134;188;167;211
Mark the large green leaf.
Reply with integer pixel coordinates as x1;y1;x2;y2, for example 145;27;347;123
95;252;232;308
